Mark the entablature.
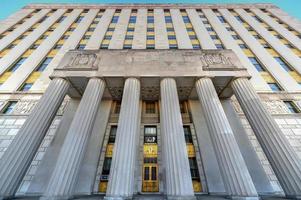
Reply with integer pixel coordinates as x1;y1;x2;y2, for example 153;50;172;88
51;49;250;100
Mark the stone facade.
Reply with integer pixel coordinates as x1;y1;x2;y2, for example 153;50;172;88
0;3;301;200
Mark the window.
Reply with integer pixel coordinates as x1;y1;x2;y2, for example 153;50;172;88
114;101;121;114
189;158;200;179
232;35;240;40
111;16;119;23
284;101;299;113
9;57;27;72
179;101;188;113
20;83;33;91
235;15;244;23
218;16;226;23
239;44;248;49
61;35;69;40
75;16;84;23
253;16;263;23
226;27;234;31
215;44;224;49
206;27;214;31
30;44;39;49
108;126;117;143
210;35;218;40
184;126;193;143
262;43;271;49
274;57;293;71
101;157;112;175
53;44;62;49
36;57;52;71
88;28;95;32
57;16;66;23
145;101;156;114
129;16;137;23
248;57;265;72
253;35;262;39
144;126;157;144
77;44;86;50
268;83;282;91
1;101;17;114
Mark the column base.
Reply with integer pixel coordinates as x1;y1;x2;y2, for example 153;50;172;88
104;196;132;200
230;196;259;200
285;195;301;199
167;195;196;200
40;195;72;200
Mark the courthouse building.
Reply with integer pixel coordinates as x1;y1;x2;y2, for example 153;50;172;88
0;3;301;200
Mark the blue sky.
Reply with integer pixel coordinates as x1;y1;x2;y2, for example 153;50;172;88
0;0;301;20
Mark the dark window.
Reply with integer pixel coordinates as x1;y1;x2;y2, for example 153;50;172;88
239;44;248;49
275;57;293;72
144;167;149;180
36;57;52;71
75;16;84;23
253;16;263;23
232;35;240;40
210;35;218;40
114;101;121;114
53;44;62;49
284;101;299;113
108;126;117;143
129;16;136;23
248;57;265;72
57;16;66;23
215;44;224;49
268;83;282;91
151;167;157;180
1;101;17;114
101;157;112;175
218;16;226;23
77;44;86;50
20;83;33;91
145;101;156;114
262;43;271;49
9;57;27;72
184;126;193;143
206;27;214;31
144;126;157;144
235;15;244;23
189;158;200;179
111;16;119;23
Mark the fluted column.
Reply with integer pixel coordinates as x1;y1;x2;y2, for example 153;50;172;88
232;78;301;199
160;78;195;200
105;78;140;200
42;78;105;200
0;78;69;199
196;78;258;199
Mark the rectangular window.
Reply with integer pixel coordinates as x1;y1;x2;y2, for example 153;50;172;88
218;16;226;23
248;57;265;72
239;44;248;49
77;44;86;50
145;101;156;114
284;101;300;113
101;157;112;175
184;126;193;143
75;16;84;23
144;126;157;144
108;126;117;143
235;15;244;23
274;57;293;72
189;158;200;179
268;83;282;91
20;83;33;91
36;57;53;71
114;101;121;114
215;44;224;49
1;101;17;114
9;57;27;72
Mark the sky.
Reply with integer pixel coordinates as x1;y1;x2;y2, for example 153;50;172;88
0;0;301;20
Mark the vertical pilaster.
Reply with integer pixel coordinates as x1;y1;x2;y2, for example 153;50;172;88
232;78;301;199
42;78;105;200
195;78;258;199
160;78;195;200
0;78;69;199
105;78;141;199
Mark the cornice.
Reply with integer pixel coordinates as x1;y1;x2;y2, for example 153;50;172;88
23;3;278;10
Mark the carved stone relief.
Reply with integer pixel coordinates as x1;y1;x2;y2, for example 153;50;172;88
65;52;99;70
